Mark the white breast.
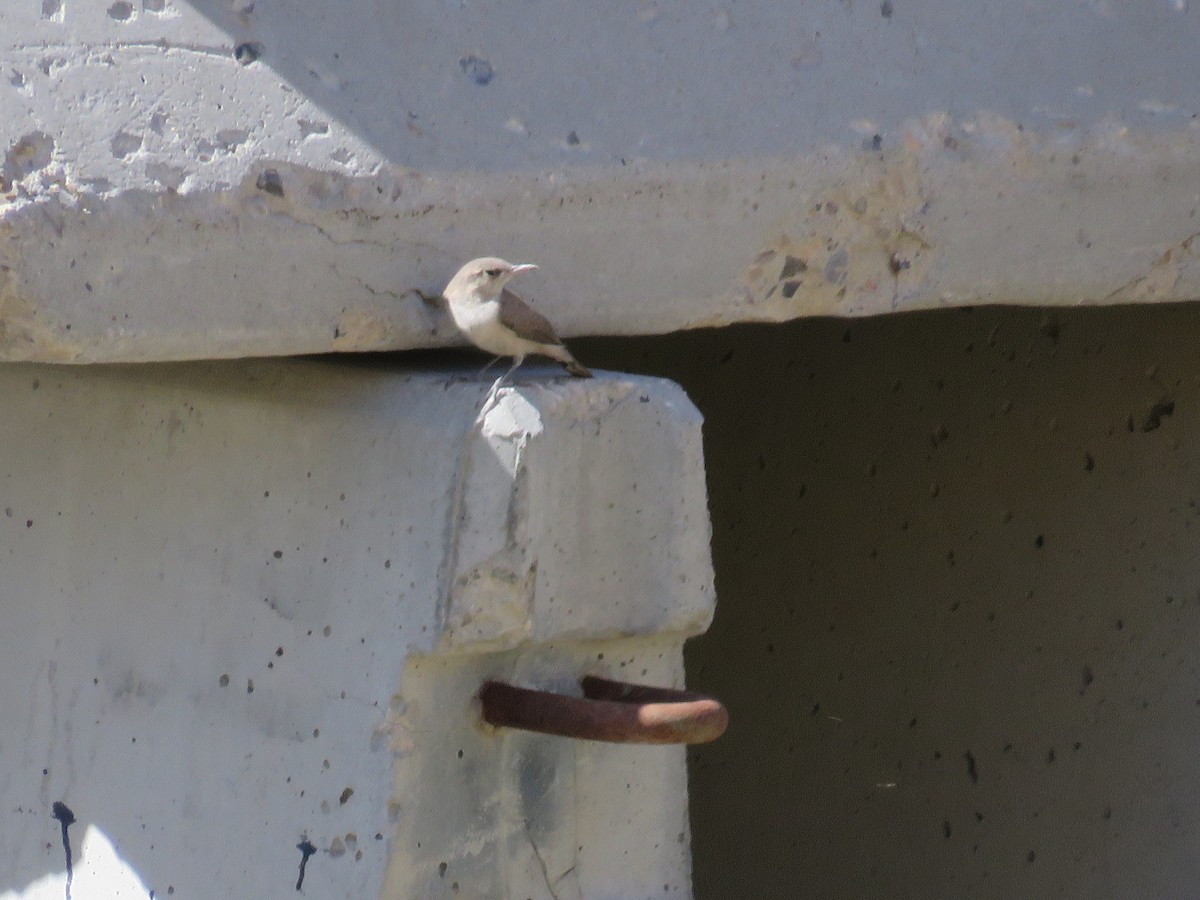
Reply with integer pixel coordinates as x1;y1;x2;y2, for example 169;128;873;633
450;298;540;357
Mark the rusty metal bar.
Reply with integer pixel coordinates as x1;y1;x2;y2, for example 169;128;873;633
478;676;728;745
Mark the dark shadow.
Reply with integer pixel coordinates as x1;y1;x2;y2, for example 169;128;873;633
575;301;1200;898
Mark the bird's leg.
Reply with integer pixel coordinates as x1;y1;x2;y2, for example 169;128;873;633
477;356;502;378
477;357;524;421
499;356;523;385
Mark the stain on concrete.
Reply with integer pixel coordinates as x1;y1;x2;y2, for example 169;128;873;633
331;311;388;349
51;801;76;899
295;837;317;890
0;269;81;362
255;168;284;196
459;55;494;85
3;132;55;186
1104;234;1198;304
963;751;979;784
1140;399;1175;432
739;148;934;317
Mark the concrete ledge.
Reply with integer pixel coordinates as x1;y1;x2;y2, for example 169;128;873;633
443;374;712;650
3;3;1200;361
4;135;1200;362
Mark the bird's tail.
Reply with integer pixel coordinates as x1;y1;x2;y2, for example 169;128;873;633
562;357;593;378
546;343;592;377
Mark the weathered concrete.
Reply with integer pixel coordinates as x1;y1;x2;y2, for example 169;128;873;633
388;637;693;899
2;2;1200;361
0;360;713;898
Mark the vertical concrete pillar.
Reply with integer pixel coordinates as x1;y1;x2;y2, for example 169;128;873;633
0;360;714;899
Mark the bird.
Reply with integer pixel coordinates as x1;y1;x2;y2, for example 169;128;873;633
440;257;592;382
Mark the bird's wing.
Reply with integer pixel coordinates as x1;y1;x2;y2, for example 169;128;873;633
499;288;561;345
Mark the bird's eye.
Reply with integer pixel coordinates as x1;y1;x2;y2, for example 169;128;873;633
485;268;502;278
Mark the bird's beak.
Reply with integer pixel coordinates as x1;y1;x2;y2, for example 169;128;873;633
510;263;538;275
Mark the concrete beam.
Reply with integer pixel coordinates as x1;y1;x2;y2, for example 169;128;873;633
2;2;1199;362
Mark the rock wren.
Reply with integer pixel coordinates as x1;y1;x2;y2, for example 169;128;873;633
441;257;592;379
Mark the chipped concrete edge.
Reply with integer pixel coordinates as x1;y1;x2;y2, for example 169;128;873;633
2;115;1199;362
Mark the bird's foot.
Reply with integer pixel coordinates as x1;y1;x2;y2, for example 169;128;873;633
474;373;508;425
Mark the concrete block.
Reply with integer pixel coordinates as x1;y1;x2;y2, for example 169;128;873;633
443;378;713;651
0;360;713;898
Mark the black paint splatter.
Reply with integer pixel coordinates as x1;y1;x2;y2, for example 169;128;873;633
296;838;318;891
1142;400;1175;432
963;751;979;784
52;801;76;900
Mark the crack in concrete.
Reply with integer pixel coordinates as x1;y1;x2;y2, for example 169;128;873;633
301;216;394;249
569;741;582;894
329;261;406;301
10;40;233;59
523;819;561;900
1101;231;1199;304
437;410;482;635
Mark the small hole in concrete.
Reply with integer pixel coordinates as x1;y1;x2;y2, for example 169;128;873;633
234;42;263;65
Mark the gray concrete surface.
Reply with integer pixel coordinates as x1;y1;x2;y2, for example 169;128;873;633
578;300;1200;898
0;360;713;899
3;2;1200;361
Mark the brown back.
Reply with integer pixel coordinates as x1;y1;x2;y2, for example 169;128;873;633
499;288;562;346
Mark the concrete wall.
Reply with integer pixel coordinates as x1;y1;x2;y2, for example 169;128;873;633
578;301;1200;898
7;1;1200;896
0;360;714;899
3;2;1200;361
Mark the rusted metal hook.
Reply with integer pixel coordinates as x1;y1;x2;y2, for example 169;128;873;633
478;675;728;745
